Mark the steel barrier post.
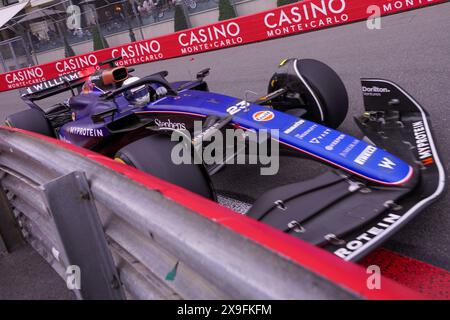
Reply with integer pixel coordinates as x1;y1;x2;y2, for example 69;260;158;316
43;171;126;300
0;178;24;254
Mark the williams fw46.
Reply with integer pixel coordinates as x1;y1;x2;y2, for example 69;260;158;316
5;57;445;261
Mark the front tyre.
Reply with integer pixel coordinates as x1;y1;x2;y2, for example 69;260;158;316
115;134;215;200
268;58;349;129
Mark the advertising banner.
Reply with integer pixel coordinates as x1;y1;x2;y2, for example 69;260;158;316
0;0;446;92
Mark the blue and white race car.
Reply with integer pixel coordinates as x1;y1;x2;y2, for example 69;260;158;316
6;57;445;261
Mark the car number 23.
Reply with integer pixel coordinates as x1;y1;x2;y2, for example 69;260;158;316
226;100;251;115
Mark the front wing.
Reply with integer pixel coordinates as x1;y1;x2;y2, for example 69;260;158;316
248;79;445;261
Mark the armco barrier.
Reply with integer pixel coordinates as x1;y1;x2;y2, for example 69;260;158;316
0;126;424;299
0;0;448;92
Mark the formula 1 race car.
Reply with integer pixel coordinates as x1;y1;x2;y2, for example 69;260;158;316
5;57;445;261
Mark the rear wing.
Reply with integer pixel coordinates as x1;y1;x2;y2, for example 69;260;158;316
21;67;97;102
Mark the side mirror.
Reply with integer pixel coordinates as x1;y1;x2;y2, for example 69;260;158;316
197;68;210;80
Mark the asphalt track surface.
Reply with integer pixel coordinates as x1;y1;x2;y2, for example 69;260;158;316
0;3;449;298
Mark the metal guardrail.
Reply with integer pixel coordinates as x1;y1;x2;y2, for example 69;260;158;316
0;127;413;299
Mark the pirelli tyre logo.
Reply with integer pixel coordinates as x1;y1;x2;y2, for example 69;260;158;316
412;121;434;166
354;145;377;165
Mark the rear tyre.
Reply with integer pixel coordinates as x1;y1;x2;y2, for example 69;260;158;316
5;109;55;137
115;134;215;200
268;58;349;129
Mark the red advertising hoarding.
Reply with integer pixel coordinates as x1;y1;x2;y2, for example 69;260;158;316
0;0;446;92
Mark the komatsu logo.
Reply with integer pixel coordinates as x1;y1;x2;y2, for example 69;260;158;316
412;121;434;166
334;213;402;259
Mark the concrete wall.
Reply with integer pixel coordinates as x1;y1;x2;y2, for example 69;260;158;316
35;0;278;65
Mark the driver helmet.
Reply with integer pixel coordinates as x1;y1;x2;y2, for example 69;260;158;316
123;76;151;105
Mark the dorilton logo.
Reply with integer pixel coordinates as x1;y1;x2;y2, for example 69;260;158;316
354;145;377;165
412;121;434;166
155;119;187;130
362;86;391;93
334;213;402;259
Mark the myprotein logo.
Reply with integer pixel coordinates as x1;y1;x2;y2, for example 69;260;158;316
112;40;163;66
69;126;104;137
6;67;45;88
264;0;348;37
178;22;243;54
413;121;434;166
55;54;98;74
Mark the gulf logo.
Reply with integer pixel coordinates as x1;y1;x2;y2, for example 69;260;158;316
253;110;275;122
